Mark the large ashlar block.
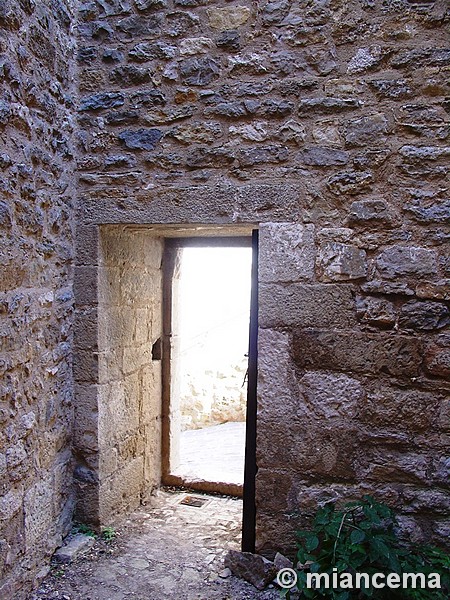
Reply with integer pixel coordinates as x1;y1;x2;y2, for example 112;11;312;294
75;224;99;266
257;329;299;419
99;456;145;522
74;308;98;351
257;419;359;481
299;371;365;420
259;283;356;328
74;266;98;306
259;222;315;283
98;306;135;351
24;477;54;553
293;329;422;377
359;387;441;432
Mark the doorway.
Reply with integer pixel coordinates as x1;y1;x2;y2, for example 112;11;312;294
162;237;253;498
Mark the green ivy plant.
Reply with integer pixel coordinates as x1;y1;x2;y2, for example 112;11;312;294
281;496;449;600
72;522;97;538
101;526;117;542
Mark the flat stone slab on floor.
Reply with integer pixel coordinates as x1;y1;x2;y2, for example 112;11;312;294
53;534;96;564
30;490;280;600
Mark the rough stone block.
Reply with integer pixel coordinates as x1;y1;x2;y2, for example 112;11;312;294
79;92;125;112
224;550;277;590
0;489;22;522
356;296;397;327
75;224;99;266
424;334;450;378
359;387;439;432
24;477;54;552
328;168;375;196
292;330;422;377
399;300;449;331
207;6;250;31
376;246;438;279
74;308;98;350
298;146;349;166
347;198;397;227
416;280;450;300
259;283;356;329
74;266;98;306
300;372;364;420
317;241;367;281
259;222;315;283
344;114;389;146
53;533;95;564
73;349;99;383
118;128;163;150
257;329;299;419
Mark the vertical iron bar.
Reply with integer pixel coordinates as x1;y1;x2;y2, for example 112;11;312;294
242;229;258;552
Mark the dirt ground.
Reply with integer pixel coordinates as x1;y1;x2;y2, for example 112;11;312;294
30;489;281;600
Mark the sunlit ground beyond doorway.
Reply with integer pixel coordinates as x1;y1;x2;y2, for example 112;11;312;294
170;246;252;490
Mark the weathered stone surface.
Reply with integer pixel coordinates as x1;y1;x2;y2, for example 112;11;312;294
293;330;422;377
416;280;450;300
130;90;166;107
261;1;290;25
259;223;315;283
399;301;450;331
179;37;214;56
298;147;349;166
229;122;268;142
118;128;163;150
79;92;125;111
376;246;438;280
344;114;389;147
347;198;397;227
298;98;360;114
224;550;277;590
53;534;95;564
347;46;383;74
368;78;412;99
317;242;367;281
300;372;364;419
327;170;373;195
207;6;250;31
404;197;450;224
260;284;357;329
134;0;166;11
169;121;222;144
109;65;152;86
179;57;221;85
424;334;450;378
361;280;415;296
215;29;241;51
356;296;397;327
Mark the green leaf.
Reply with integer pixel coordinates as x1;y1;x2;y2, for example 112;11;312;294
350;529;365;544
306;534;319;551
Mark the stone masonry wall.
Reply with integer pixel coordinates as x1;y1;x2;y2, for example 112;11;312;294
0;1;77;598
2;0;446;595
74;226;164;525
74;0;449;553
97;227;163;522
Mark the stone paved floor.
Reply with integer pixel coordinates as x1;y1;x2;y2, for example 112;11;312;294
31;489;280;600
173;422;246;487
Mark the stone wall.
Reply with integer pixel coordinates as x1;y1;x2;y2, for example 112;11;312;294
73;226;164;524
0;1;77;598
75;0;449;554
2;0;449;595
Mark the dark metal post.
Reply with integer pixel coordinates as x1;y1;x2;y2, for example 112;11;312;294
242;229;258;552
